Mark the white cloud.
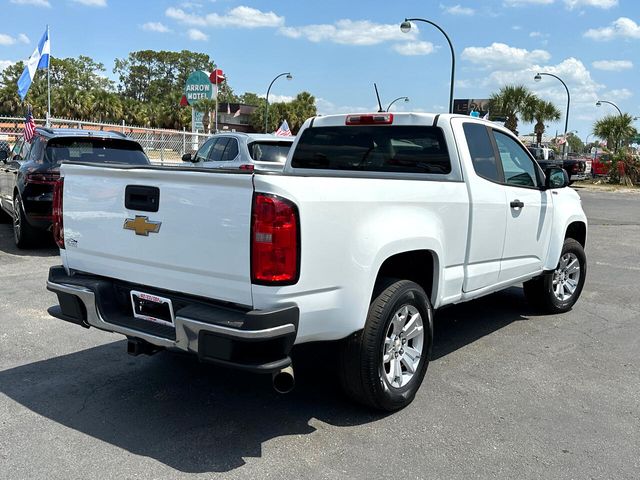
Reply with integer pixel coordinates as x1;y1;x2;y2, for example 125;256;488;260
584;17;640;40
441;4;475;15
0;33;30;45
187;28;208;41
71;0;107;6
315;98;375;116
603;88;632;99
481;58;606;122
259;94;294;103
503;0;554;6
565;0;617;8
592;59;633;70
9;0;50;6
392;41;435;56
279;19;417;46
142;22;171;33
462;42;551;70
166;6;284;28
0;60;15;71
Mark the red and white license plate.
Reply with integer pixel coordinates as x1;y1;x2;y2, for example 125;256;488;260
130;290;175;326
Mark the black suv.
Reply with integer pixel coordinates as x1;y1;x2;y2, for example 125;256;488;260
0;127;149;248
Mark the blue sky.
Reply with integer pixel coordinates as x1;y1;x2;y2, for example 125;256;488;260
1;0;639;139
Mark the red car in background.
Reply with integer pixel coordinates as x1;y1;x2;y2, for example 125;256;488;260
592;152;611;176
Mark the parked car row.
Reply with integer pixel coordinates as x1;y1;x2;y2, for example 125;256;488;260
0;127;150;247
181;132;294;171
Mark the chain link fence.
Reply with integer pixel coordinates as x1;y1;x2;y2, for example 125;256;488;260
0;116;210;165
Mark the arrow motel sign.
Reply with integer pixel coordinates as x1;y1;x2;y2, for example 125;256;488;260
184;70;215;105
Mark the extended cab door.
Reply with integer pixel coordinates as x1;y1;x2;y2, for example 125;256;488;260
491;130;553;282
455;120;508;292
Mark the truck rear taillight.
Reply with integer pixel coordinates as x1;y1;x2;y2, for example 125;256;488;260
251;193;299;285
52;178;64;249
239;164;255;171
345;113;393;125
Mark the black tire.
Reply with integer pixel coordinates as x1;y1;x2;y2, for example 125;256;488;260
523;238;586;314
339;279;433;411
13;194;38;249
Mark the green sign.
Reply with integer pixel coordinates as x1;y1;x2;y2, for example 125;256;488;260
194;110;204;129
184;70;214;105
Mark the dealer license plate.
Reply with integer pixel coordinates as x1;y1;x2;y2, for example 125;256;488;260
130;290;175;326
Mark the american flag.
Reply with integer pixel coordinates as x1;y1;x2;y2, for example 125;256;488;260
275;119;293;137
24;108;36;142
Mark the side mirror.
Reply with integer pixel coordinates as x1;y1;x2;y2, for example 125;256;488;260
181;153;193;162
13;154;22;162
544;167;569;189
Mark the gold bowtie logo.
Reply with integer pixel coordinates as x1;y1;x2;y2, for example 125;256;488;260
123;216;161;236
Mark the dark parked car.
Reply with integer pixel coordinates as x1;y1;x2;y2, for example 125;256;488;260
0;127;149;247
562;154;589;183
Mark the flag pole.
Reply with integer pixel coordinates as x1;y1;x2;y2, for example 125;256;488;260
46;25;51;126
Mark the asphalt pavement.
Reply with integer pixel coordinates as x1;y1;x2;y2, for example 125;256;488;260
0;189;639;480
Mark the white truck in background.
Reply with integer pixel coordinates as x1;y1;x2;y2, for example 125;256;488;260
46;112;587;411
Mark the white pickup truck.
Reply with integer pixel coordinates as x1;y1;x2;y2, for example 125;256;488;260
47;113;587;411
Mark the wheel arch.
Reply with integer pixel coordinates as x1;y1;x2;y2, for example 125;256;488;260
565;221;587;247
371;249;441;307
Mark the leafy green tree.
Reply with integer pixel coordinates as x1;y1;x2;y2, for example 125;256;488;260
489;85;536;134
566;133;584;154
114;50;213;102
249;91;317;134
522;98;561;145
593;114;637;153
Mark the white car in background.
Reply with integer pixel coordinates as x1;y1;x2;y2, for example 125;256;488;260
182;132;294;171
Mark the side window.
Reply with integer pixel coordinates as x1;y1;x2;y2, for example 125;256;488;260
11;139;24;160
209;137;230;162
19;141;31;162
221;138;239;161
463;123;501;182
27;138;45;163
195;138;216;162
493;131;539;188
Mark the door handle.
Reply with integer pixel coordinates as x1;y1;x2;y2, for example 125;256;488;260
510;200;524;209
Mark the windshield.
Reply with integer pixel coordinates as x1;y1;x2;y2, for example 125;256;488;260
248;141;292;163
45;137;149;165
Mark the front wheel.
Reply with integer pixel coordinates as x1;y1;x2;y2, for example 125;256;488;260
339;279;433;411
524;238;587;314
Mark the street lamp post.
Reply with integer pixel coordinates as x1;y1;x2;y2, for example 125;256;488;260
534;72;570;159
265;72;292;133
596;100;622;117
386;96;410;112
400;18;456;114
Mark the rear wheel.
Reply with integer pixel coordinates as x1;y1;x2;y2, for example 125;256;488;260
13;194;37;248
524;238;586;313
339;279;433;411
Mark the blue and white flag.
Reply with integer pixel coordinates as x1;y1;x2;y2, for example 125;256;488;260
17;26;50;101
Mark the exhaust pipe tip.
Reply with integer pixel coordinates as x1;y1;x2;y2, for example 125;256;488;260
272;365;295;394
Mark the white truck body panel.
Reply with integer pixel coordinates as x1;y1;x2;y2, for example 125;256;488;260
56;113;587;347
61;165;254;306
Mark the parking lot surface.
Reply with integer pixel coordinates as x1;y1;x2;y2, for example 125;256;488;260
1;189;639;480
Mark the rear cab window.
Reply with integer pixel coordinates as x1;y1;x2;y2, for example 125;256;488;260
291;125;451;174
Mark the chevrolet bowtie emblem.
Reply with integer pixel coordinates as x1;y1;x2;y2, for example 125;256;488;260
123;216;161;236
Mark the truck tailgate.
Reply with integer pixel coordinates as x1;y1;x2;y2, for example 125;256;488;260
60;164;254;307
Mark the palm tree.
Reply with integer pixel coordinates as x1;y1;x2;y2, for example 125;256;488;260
488;85;536;134
593;114;637;153
522;98;561;145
